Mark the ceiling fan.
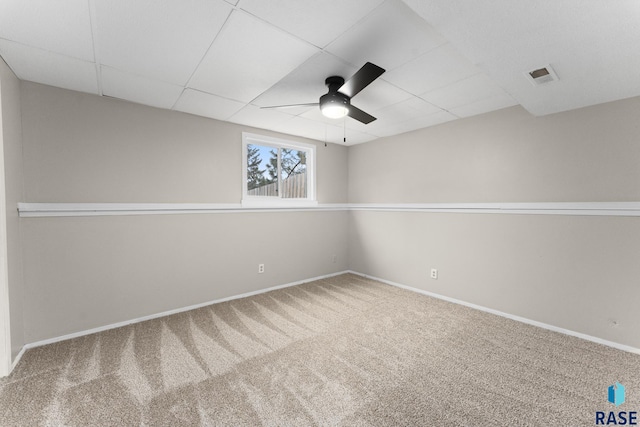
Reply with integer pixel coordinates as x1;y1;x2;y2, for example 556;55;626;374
261;62;385;124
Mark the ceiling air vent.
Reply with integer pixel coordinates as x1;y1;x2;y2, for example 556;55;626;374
525;65;559;86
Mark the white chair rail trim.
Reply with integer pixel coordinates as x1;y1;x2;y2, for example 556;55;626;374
17;202;640;218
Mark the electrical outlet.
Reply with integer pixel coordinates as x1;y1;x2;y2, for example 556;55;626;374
258;264;265;274
332;254;337;263
430;268;438;279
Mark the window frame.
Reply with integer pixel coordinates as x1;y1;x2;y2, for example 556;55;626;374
241;132;317;208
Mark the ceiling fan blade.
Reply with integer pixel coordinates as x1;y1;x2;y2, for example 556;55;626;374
260;103;319;109
348;104;376;124
339;62;385;98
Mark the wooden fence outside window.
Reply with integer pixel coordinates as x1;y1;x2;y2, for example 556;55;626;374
247;172;307;198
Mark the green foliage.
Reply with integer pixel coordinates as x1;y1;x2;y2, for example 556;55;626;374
266;149;278;181
267;148;306;181
246;145;268;190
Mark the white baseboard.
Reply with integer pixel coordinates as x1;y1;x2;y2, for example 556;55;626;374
20;270;350;354
10;346;27;372
349;271;640;356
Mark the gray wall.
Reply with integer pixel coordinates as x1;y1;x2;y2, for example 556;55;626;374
348;101;640;348
23;211;348;343
349;103;640;203
20;83;348;343
21;83;348;204
0;58;25;360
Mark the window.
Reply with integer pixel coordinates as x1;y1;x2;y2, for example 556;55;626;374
242;133;316;207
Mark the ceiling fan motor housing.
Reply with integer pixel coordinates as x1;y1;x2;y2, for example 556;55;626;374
320;76;350;117
325;76;345;93
320;91;350;108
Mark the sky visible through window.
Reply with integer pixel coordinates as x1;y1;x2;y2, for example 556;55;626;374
255;145;273;179
248;144;276;185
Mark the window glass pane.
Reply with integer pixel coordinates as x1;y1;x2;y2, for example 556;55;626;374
246;144;278;196
242;133;314;204
280;148;307;199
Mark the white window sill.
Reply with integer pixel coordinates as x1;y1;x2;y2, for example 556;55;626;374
241;198;319;209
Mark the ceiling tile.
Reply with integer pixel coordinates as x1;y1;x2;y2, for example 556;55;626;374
239;0;385;48
252;52;355;109
349;78;413;114
254;105;313;117
403;0;640;116
372;96;442;125
335;127;378;145
479;32;640;116
265;115;327;142
268;115;376;145
384;43;480;95
335;96;441;136
101;67;184;109
448;93;517;118
420;73;513;111
375;110;457;137
173;89;245;120
341;132;378;145
325;0;446;71
94;0;232;85
228;104;297;130
0;0;94;61
0;40;98;94
189;10;319;103
344;119;389;137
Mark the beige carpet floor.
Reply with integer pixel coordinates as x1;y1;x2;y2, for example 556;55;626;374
1;273;639;426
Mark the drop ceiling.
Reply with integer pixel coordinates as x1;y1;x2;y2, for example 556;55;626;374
1;0;639;145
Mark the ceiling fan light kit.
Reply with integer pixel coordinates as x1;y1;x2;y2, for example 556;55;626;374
320;92;350;119
321;103;349;119
263;62;385;125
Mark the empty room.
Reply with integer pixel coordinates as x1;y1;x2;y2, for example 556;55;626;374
0;0;639;425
